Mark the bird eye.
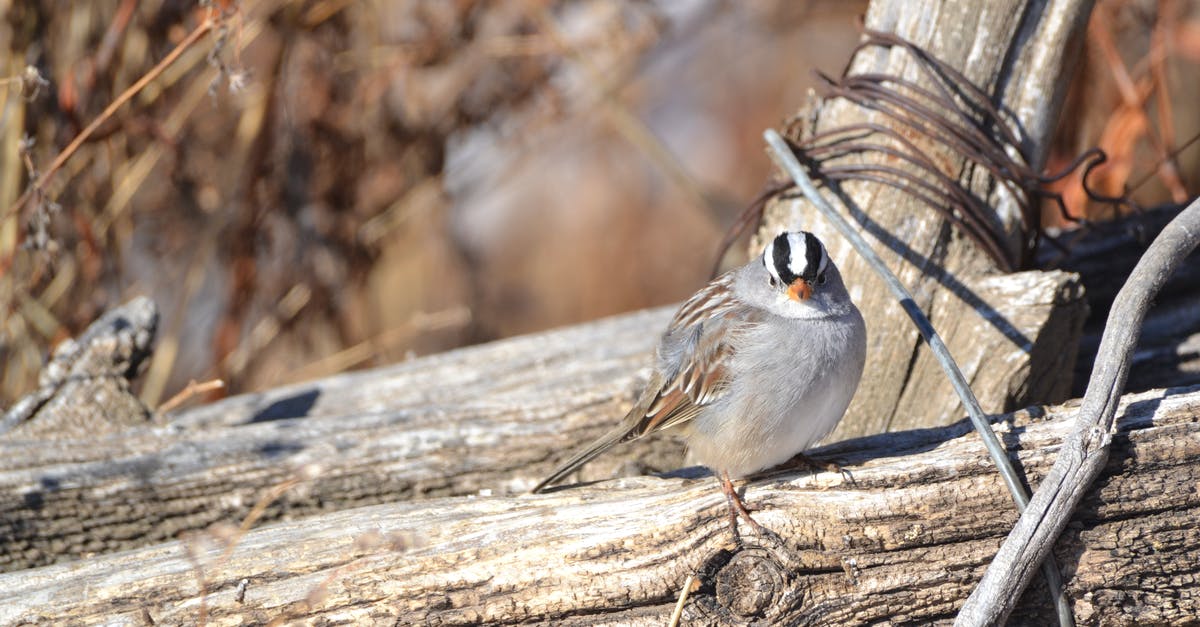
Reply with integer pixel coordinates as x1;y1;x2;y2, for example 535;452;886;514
816;272;827;286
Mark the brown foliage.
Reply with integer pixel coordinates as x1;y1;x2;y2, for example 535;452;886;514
1;0;1195;412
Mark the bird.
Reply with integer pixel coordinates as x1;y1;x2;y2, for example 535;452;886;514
532;230;867;534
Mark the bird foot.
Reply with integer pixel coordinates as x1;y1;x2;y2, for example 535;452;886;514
719;472;765;538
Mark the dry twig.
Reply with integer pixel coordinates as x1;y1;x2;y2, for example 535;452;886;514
3;13;218;228
156;378;226;415
668;573;698;627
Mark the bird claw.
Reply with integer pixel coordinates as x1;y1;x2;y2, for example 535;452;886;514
719;472;766;538
784;453;856;486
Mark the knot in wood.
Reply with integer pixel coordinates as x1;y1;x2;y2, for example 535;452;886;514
714;549;786;618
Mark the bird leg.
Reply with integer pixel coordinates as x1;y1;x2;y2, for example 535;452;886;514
719;471;765;536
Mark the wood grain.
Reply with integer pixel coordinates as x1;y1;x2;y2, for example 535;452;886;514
0;271;1081;575
2;386;1196;625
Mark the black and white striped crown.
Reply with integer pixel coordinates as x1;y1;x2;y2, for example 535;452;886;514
762;231;828;286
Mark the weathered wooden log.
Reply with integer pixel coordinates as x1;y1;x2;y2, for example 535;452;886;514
959;187;1200;624
1;385;1197;625
760;0;1094;439
0;307;664;573
7;200;1198;575
0;269;1078;574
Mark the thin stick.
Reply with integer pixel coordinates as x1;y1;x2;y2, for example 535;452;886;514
156;378;226;415
219;477;302;564
668;574;697;627
957;195;1200;624
763;129;1074;626
181;533;210;627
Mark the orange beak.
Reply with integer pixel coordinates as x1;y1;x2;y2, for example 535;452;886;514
787;278;812;301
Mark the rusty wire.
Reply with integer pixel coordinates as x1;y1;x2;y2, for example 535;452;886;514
720;28;1136;274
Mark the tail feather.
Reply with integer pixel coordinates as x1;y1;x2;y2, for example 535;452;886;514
530;423;635;494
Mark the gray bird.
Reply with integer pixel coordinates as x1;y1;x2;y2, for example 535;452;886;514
532;231;867;532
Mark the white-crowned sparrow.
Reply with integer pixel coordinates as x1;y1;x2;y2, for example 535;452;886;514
533;231;867;532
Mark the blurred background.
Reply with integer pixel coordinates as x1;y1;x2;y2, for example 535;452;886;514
1;0;1197;410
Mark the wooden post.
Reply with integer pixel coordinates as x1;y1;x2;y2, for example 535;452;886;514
758;0;1094;439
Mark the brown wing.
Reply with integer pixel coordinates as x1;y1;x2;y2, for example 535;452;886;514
530;273;759;493
631;274;760;436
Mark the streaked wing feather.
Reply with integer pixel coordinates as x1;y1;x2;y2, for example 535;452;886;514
633;274;759;435
531;273;759;494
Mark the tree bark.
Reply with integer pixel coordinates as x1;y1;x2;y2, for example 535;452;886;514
760;0;1095;440
0;297;157;438
2;385;1197;626
0;308;667;573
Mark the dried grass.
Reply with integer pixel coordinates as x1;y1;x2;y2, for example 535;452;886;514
2;0;1194;412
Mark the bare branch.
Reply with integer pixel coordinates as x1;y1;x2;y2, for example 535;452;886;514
957;195;1200;624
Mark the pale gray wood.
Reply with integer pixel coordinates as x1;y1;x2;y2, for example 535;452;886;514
0;308;675;573
957;197;1200;625
0;272;1074;574
759;0;1095;440
1;385;1197;626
